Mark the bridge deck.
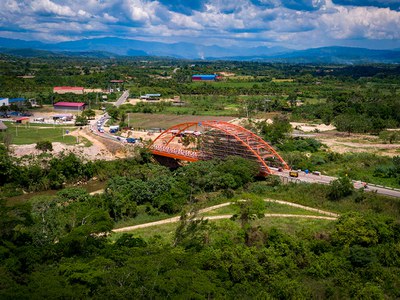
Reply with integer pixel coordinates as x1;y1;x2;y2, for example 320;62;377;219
151;145;199;162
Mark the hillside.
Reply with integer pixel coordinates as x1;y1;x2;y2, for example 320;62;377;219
1;37;400;63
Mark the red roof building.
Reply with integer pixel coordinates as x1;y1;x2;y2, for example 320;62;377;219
53;86;84;94
15;117;30;124
54;102;86;111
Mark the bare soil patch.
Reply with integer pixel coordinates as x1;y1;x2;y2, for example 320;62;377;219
126;113;235;129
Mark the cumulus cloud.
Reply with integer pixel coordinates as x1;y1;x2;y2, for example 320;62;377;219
320;5;400;39
0;0;399;48
30;0;77;17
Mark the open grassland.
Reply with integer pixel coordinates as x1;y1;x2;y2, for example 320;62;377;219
109;222;177;243
109;216;335;245
253;217;335;235
1;121;77;145
201;201;331;217
114;205;173;229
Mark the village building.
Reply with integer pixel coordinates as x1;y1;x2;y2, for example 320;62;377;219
53;102;86;112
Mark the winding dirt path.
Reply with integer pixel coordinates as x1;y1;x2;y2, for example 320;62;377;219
113;199;339;233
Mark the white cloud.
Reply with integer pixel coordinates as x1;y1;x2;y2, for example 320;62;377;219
30;0;77;17
123;0;161;24
320;5;400;39
0;0;399;48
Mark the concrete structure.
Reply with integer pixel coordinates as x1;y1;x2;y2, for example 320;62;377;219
0;98;9;107
192;74;218;81
53;102;85;111
53;86;84;94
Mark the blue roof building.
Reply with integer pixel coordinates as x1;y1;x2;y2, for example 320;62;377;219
9;98;26;104
192;74;218;81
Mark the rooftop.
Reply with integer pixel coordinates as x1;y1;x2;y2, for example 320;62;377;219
9;98;26;103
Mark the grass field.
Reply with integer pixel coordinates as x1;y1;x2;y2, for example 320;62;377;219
1;121;77;145
201;201;331;217
109;216;335;244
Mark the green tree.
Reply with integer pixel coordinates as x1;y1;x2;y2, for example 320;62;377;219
261;115;292;144
35;140;53;152
379;130;399;144
327;175;354;200
82;109;95;120
75;115;88;126
334;113;371;135
173;208;212;250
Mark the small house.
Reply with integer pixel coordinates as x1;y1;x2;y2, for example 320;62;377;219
15;117;30;124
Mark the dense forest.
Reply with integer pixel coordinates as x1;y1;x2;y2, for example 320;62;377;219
1;148;400;298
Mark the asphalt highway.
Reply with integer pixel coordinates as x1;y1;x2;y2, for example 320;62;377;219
115;90;129;107
276;170;400;198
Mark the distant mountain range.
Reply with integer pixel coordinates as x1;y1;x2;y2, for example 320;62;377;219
1;37;400;63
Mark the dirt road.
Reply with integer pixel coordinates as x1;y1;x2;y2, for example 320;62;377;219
113;199;338;232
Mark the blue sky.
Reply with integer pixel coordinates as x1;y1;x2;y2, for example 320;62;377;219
0;0;399;49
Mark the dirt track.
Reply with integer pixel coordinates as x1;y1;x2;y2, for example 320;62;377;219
113;199;338;232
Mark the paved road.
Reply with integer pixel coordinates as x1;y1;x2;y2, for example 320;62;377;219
115;90;130;107
276;170;400;198
88;89;130;141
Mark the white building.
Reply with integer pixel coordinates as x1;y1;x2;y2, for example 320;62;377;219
0;98;9;107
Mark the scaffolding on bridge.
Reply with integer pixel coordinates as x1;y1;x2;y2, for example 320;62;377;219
148;121;290;175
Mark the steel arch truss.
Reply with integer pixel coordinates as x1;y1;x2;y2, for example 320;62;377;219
149;121;290;175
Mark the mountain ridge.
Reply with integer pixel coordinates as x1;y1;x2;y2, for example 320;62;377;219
0;37;399;63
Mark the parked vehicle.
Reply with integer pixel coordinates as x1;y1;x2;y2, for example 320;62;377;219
126;138;136;143
289;171;299;178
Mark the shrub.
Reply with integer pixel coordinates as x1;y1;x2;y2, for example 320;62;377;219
35;141;53;152
327;176;354;201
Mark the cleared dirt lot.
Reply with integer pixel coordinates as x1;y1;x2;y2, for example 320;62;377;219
126;113;235;129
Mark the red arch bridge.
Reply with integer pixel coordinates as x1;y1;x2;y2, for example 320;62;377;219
148;121;290;176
